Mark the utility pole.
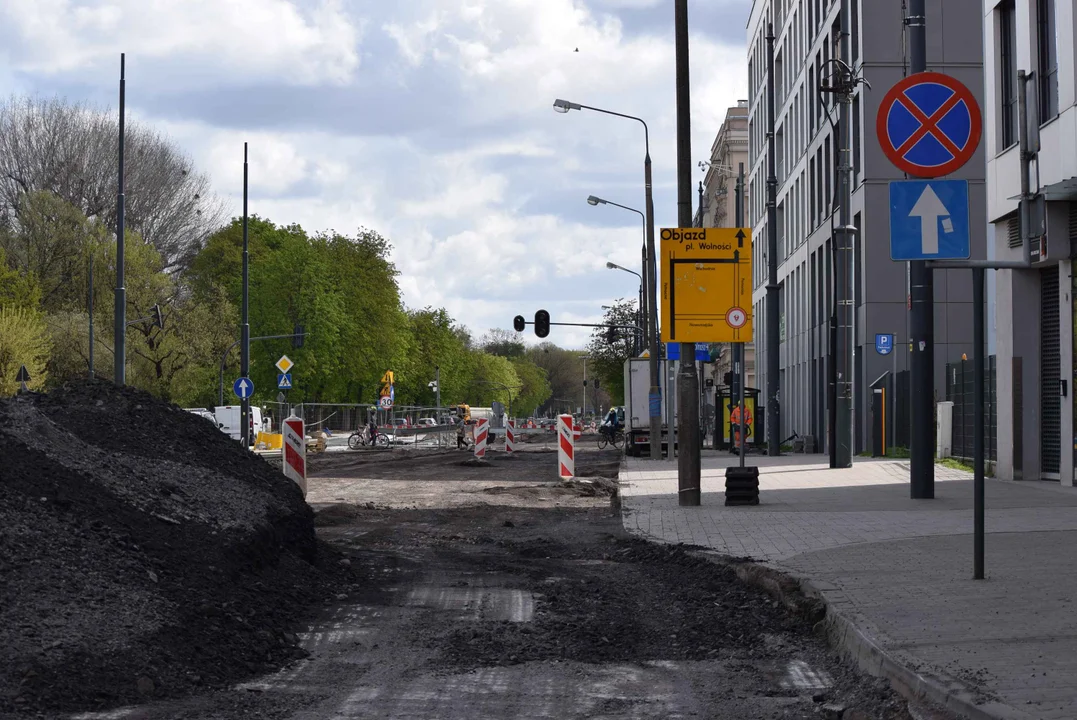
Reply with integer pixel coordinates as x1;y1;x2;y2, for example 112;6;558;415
765;24;781;456
240;143;251;448
834;0;855;467
645;148;662;462
435;365;442;448
674;0;701;505
113;53;126;386
907;0;934;498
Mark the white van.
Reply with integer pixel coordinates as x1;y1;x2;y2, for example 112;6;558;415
214;405;265;444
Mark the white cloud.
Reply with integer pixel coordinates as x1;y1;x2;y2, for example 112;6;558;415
0;0;749;348
0;0;361;86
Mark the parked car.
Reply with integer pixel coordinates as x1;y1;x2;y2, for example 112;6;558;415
415;417;437;427
185;408;216;423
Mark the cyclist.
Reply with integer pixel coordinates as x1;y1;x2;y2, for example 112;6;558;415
599;407;622;441
367;415;379;446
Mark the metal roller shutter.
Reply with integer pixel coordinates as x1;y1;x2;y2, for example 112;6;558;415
1041;268;1061;476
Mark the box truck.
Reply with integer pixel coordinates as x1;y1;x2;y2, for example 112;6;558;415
622;357;677;457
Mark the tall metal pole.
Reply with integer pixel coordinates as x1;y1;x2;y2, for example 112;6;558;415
907;0;934;497
645;145;662;460
765;24;781;456
834;0;855;467
240;143;251;447
973;268;985;578
736;163;747;469
675;0;700;504
436;365;442;449
113;53;126;386
88;254;94;379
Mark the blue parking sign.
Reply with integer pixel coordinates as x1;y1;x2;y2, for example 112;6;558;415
875;334;894;356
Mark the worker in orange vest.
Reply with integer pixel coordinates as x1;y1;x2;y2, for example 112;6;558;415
729;402;753;455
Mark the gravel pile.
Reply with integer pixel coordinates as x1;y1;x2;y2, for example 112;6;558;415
0;381;352;716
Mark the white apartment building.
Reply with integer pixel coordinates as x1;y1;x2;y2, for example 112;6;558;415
746;0;987;453
984;0;1077;481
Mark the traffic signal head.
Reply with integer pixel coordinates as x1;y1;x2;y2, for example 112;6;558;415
513;315;526;332
293;324;305;348
151;303;163;329
534;309;550;338
605;325;617;343
723;371;733;386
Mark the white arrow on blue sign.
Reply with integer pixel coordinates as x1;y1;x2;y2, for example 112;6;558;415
875;334;894;355
277;373;292;389
233;377;254;400
889;179;970;261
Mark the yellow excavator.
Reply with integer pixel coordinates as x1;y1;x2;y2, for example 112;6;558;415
450;404;471;423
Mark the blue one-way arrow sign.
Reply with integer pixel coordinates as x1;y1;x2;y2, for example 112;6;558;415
233;377;254;400
889;180;970;261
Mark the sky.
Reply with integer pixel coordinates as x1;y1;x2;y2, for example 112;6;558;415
0;0;750;349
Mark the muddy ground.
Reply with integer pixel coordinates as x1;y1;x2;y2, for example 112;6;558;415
67;446;953;720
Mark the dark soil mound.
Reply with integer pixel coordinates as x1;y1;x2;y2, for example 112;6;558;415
0;381;352;715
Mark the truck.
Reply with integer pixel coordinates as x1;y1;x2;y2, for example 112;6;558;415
623;357;677;457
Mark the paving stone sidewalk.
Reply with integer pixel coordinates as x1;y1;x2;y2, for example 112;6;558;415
619;454;1077;719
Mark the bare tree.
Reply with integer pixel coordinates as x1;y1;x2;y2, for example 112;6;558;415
0;95;226;271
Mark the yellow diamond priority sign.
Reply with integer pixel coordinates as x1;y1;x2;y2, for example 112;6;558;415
275;355;294;374
660;227;753;343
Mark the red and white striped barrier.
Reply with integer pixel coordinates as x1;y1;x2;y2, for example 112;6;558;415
473;418;489;459
573;422;582;441
557;414;574;478
282;415;307;497
505;420;516;454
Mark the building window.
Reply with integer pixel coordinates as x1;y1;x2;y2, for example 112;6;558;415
1037;0;1058;121
999;0;1018;148
852;0;859;63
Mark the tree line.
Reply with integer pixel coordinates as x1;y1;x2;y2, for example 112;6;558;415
0;95;637;413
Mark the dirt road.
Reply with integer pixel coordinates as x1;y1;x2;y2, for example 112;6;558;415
72;447;943;719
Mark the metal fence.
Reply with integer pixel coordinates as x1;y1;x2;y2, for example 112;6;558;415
945;356;998;462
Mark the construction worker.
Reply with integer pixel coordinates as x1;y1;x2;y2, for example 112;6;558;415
729;402;753;455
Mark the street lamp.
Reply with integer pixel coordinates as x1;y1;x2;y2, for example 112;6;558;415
590;195;646;357
555;99;661;458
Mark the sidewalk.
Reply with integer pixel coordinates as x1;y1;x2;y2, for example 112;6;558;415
619;453;1077;719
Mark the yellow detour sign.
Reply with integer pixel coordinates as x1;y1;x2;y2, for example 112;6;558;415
660;227;753;343
722;397;757;445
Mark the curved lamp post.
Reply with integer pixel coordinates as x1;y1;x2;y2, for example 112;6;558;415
556;99;662;460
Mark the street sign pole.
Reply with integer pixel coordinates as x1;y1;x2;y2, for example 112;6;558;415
906;0;933;499
240;143;251;448
735;163;747;469
973;267;985;579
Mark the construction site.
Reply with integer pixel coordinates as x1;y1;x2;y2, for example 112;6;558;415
0;380;949;720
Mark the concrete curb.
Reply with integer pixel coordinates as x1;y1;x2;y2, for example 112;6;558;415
719;555;1038;720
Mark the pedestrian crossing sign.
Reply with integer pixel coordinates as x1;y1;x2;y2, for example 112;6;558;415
277;373;292;389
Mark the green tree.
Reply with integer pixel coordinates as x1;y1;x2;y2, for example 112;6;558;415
0;247;40;310
0;190;103;312
526;342;584;415
509;357;552;416
0;307;49;395
479;328;526;358
585;298;639;404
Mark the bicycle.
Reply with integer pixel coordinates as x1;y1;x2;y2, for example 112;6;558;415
596;426;625;450
347;430;390;449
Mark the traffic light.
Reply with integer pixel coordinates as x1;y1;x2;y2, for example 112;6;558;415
723;371;733;386
513;315;526;332
293;324;304;348
605;325;617;343
151;303;163;329
594;378;600;390
534;309;550;338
